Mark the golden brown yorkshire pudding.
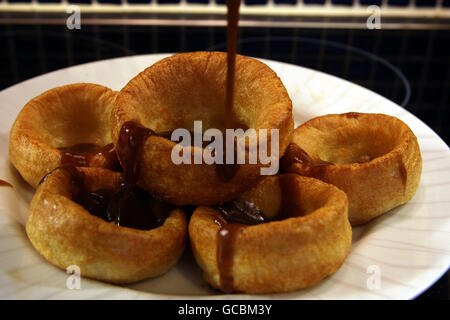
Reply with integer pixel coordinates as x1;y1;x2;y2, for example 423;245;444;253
111;52;293;206
9;83;119;188
282;112;422;226
189;174;351;294
26;167;187;284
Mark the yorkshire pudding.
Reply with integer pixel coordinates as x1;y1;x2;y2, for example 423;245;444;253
9;83;118;188
282;112;422;226
111;52;293;206
26;166;187;284
189;174;351;294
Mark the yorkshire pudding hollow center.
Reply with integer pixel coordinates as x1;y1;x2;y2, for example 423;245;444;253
52;166;172;231
219;174;333;223
293;113;407;166
30;84;115;149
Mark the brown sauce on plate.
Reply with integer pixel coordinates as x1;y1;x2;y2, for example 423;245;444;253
0;179;12;188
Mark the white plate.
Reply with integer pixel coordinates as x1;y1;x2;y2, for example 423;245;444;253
0;54;449;300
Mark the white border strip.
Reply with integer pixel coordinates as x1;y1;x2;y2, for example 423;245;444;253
0;3;450;19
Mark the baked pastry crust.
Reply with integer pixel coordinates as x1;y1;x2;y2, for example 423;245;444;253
111;52;293;206
9;83;118;188
283;112;422;226
189;174;351;293
26;167;187;284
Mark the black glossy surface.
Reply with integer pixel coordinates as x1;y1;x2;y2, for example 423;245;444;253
359;0;382;5
127;0;152;3
274;0;297;4
331;0;353;5
187;0;210;3
68;0;92;4
244;0;268;5
388;0;410;6
415;0;436;7
304;0;326;4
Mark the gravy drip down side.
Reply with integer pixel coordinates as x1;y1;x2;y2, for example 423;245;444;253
217;223;246;293
116;121;155;185
216;198;276;293
108;121;172;229
215;173;315;292
215;174;308;292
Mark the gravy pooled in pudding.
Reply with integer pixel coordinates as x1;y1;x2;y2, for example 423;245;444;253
55;122;174;231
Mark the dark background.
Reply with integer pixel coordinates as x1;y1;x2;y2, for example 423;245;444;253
0;23;448;299
2;25;450;144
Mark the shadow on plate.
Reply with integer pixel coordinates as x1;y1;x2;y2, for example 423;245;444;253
124;242;217;296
